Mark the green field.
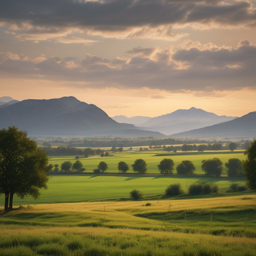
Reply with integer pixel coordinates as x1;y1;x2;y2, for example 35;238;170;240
0;175;247;206
49;150;246;175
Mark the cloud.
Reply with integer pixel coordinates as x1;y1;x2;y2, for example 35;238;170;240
0;40;256;93
150;95;167;99
0;0;256;41
56;36;97;45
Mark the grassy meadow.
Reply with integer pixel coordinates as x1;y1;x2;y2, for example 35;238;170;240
49;150;246;175
0;196;256;255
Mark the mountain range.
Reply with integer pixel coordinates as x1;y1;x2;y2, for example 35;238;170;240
0;97;163;137
113;108;237;135
171;111;256;139
0;96;19;108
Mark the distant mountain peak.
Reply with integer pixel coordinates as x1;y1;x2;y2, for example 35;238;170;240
0;96;16;103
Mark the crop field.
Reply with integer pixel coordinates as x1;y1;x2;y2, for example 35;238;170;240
49;150;246;175
0;196;256;255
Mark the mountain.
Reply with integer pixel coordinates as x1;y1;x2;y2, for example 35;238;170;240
136;107;237;135
0;96;19;106
112;115;151;125
0;96;164;137
171;111;256;139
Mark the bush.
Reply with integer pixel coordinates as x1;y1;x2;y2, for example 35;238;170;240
229;183;247;192
188;182;218;195
165;183;183;196
93;169;101;174
130;189;143;200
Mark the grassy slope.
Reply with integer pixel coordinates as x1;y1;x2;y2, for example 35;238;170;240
0;196;256;256
49;150;245;175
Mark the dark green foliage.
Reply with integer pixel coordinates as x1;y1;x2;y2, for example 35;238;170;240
225;158;243;177
228;142;237;152
46;164;53;173
98;161;108;172
118;161;129;173
158;158;174;174
61;161;72;172
132;159;147;174
93;169;101;174
0;126;49;211
243;140;256;190
53;164;59;172
165;184;183;196
130;189;143;200
72;160;83;172
145;203;151;206
201;158;223;177
229;183;247;192
176;160;195;175
75;156;79;159
188;182;218;195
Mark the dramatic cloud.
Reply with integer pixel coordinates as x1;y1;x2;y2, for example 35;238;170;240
1;40;255;93
0;0;256;41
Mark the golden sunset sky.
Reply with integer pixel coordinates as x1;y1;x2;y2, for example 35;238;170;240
1;0;256;117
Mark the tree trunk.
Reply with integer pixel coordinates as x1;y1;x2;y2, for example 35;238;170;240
4;192;9;211
9;192;14;210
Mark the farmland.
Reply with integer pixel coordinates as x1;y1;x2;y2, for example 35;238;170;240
49;150;246;175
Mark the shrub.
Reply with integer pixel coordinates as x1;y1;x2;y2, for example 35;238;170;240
165;183;183;196
238;185;247;192
188;182;218;195
145;202;151;206
229;183;247;192
130;189;143;200
93;168;101;174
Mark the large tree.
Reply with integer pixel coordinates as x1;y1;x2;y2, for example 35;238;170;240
61;161;72;172
243;140;256;190
176;160;195;175
98;161;108;172
158;159;174;174
225;158;243;178
201;158;223;177
228;142;237;152
0;126;49;211
118;161;129;173
132;159;147;174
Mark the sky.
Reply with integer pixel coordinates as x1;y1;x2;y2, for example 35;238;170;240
1;0;256;118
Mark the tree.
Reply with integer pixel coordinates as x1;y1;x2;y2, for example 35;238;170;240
229;142;237;152
176;160;195;175
132;159;147;174
118;147;123;152
225;158;243;177
98;161;108;172
53;164;59;172
72;160;83;172
61;161;72;172
118;161;129;173
130;189;143;200
201;158;223;177
105;152;109;157
0;126;49;211
243;140;256;190
158;159;174;174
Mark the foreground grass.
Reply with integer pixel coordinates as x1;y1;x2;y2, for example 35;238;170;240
0;176;247;205
49;150;246;175
0;196;256;255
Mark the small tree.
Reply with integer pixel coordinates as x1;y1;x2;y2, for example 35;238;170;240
118;147;123;152
53;164;59;172
201;158;223;177
61;161;72;172
105;152;109;157
165;184;183;196
130;189;143;200
225;158;243;177
243;140;256;190
98;161;108;172
118;161;129;173
228;142;237;152
158;159;174;174
46;164;53;173
176;160;195;175
72;160;83;172
132;159;147;174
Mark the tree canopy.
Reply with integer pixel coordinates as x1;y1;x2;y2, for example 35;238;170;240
158;159;174;174
201;158;223;177
132;159;147;174
72;160;84;172
0;126;49;211
176;160;195;175
61;161;72;172
98;161;108;172
243;140;256;190
118;161;129;173
228;142;237;152
225;158;243;177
